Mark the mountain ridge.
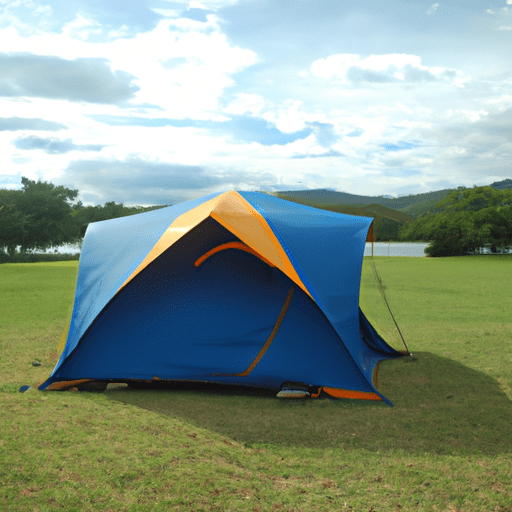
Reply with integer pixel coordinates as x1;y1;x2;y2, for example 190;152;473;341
272;188;454;213
272;180;512;218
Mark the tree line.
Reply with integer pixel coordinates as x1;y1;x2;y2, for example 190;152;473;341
1;178;511;259
399;186;512;256
0;177;166;259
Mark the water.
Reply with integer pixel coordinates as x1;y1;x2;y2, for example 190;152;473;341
39;244;80;255
364;242;429;257
52;242;431;257
38;242;512;258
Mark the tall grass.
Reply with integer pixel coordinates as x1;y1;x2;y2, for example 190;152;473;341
1;257;511;511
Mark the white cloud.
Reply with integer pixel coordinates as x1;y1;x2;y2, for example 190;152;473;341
309;53;465;87
486;2;512;30
0;14;257;117
61;14;103;41
261;100;308;133
223;93;266;116
427;3;439;15
2;1;512;200
446;109;489;123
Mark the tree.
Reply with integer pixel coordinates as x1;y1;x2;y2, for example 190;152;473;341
372;217;404;241
399;186;512;256
0;177;79;256
1;177;169;259
0;189;26;257
436;185;512;212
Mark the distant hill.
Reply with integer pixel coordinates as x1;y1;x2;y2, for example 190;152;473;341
397;197;445;218
491;179;512;190
269;180;510;241
284;201;415;223
272;180;510;218
270;193;417;241
274;189;391;207
357;204;415;223
273;188;455;217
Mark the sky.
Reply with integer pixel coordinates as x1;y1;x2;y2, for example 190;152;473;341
1;0;512;205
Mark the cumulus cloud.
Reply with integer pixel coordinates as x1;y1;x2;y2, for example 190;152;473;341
0;117;66;131
217;0;500;73
0;14;257;117
292;149;344;159
13;136;104;154
0;53;139;103
0;0;162;38
1;0;511;201
57;159;279;205
416;106;512;184
310;53;464;86
88;114;312;146
223;93;266;116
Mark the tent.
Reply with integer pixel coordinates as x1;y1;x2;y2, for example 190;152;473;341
38;190;406;403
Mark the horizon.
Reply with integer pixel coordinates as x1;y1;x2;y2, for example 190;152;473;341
4;177;511;208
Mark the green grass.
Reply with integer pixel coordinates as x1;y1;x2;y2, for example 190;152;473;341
360;256;512;398
1;258;511;511
0;262;78;391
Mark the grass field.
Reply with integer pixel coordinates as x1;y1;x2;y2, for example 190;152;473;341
1;257;511;511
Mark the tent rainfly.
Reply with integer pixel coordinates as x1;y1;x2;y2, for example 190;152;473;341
37;190;407;403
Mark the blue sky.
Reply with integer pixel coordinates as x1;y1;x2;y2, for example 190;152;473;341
1;0;511;205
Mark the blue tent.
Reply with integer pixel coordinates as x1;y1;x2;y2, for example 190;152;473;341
38;191;405;403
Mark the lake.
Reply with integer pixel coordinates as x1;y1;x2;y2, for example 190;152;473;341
53;242;430;257
364;242;429;257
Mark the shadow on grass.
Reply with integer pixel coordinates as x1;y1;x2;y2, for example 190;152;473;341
105;352;512;455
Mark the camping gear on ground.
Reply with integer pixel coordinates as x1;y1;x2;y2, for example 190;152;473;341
37;190;407;404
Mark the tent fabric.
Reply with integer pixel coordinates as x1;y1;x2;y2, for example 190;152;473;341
39;190;404;403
